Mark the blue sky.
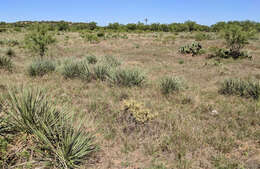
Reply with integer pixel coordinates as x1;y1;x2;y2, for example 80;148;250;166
1;0;259;26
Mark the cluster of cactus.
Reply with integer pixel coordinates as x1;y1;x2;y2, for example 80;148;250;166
179;42;202;56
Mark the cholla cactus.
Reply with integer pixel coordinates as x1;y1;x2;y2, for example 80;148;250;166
122;99;157;123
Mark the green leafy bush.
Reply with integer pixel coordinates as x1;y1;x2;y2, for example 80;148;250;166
28;59;56;76
222;25;253;59
111;68;145;87
209;47;252;59
3;88;97;168
24;24;56;56
179;42;202;56
0;56;13;71
219;78;260;100
80;33;100;44
62;59;91;80
86;55;98;64
160;76;186;95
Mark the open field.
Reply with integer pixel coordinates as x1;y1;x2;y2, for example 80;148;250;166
1;30;260;169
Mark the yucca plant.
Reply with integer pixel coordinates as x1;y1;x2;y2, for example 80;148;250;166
28;59;56;76
219;78;260;100
111;68;145;87
160;76;186;95
62;59;91;80
93;63;110;81
0;55;13;71
103;55;121;67
3;88;97;168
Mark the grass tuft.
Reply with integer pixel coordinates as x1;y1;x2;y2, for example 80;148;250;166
28;59;56;76
160;76;187;95
0;55;13;71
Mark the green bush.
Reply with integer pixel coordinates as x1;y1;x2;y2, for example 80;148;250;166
194;32;211;41
28;59;56;76
219;78;260;100
179;42;202;56
209;47;252;59
160;76;186;95
111;68;145;87
0;56;13;71
97;32;105;37
62;59;91;80
86;55;98;64
3;88;97;168
24;24;56;57
80;33;100;44
93;63;110;81
222;25;253;59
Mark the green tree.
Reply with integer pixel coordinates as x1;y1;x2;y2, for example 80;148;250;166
24;24;56;57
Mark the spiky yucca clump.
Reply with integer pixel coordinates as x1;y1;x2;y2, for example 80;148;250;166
3;88;97;168
28;59;56;76
160;76;186;95
219;78;260;100
62;59;91;80
86;55;98;64
0;55;13;71
103;55;121;67
111;68;145;87
93;63;110;81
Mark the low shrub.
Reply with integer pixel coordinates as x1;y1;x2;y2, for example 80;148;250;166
111;68;145;87
93;63;110;81
219;78;260;100
81;33;100;44
179;42;202;56
162;35;175;44
86;55;98;64
121;99;157;123
103;55;121;67
160;76;186;95
209;47;252;59
2;88;97;168
6;48;16;57
97;32;105;37
62;59;91;80
28;59;56;76
0;56;13;71
194;32;211;41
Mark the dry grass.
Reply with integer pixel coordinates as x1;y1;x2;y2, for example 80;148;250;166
0;31;260;169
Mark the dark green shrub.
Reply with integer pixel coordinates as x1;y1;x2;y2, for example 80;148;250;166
0;56;13;71
86;55;98;64
80;33;100;44
209;47;252;59
219;78;260;100
111;68;145;87
3;88;97;168
6;48;16;57
28;59;56;76
179;42;202;56
97;32;105;37
24;24;56;57
160;76;186;95
62;59;91;80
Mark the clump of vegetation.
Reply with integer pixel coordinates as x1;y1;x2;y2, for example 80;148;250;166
194;32;212;41
86;55;98;64
160;76;187;95
62;59;91;80
24;24;56;57
93;63;110;81
96;32;105;37
5;48;16;57
2;88;97;168
122;99;157;123
0;56;13;71
111;68;145;87
219;78;260;100
162;35;175;44
179;42;202;56
103;55;121;67
80;32;100;44
28;59;56;76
